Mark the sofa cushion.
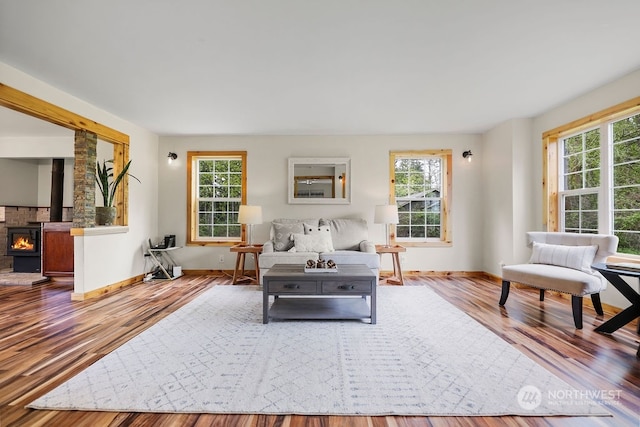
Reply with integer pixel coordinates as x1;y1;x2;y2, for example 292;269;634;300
529;242;598;273
320;218;369;251
291;232;334;253
320;250;380;269
271;221;305;251
259;251;319;269
303;223;334;251
502;263;606;296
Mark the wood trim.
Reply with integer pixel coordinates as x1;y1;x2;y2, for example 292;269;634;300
542;96;640;233
0;83;129;145
389;149;453;246
71;274;143;300
542;135;559;231
0;83;132;226
542;96;640;139
186;151;248;246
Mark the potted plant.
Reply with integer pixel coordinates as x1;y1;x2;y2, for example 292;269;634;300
95;159;140;225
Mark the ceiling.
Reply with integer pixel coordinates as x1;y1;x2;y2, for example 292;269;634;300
1;0;640;137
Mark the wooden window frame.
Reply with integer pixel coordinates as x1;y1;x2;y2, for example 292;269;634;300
186;151;247;246
543;96;640;259
389;149;452;247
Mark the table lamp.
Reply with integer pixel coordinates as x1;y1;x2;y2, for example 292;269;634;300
238;205;262;246
374;204;399;248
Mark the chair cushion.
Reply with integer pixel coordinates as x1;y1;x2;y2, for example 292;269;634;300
529;242;598;273
502;263;606;296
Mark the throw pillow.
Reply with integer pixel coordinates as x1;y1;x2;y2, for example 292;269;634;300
291;233;334;253
529;242;598;273
303;223;334;252
320;218;368;250
272;221;305;251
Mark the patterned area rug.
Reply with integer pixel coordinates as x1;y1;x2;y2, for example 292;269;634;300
0;271;48;286
28;286;609;416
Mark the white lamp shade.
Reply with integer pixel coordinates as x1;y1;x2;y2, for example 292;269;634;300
238;205;262;224
374;204;399;224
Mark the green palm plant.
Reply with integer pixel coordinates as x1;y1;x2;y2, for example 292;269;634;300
96;159;140;207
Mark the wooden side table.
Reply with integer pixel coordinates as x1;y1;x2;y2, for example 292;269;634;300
375;244;406;285
230;244;263;284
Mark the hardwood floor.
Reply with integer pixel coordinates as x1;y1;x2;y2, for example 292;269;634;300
0;274;638;427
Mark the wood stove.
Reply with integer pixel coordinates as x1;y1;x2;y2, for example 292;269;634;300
6;225;42;273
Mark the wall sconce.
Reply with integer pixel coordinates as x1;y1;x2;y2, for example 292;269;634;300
462;150;473;162
167;152;178;164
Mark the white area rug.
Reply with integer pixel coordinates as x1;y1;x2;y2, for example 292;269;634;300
28;286;609;416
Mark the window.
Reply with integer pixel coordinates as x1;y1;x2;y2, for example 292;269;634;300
560;128;600;234
545;98;640;256
187;151;247;245
390;150;452;246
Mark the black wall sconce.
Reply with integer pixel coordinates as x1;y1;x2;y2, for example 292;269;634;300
462;150;473;162
167;152;178;164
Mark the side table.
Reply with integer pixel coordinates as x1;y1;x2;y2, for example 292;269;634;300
230;244;263;284
148;246;183;280
375;244;406;285
591;262;640;358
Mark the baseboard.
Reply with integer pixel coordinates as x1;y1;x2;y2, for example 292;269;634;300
71;274;144;301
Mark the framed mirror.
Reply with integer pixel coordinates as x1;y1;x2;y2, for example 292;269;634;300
288;157;350;204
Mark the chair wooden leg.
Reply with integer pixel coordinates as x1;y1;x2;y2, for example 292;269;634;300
571;295;583;329
591;293;604;316
499;280;510;306
539;289;545;301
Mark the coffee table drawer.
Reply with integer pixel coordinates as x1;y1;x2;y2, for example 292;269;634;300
322;280;373;294
268;281;318;293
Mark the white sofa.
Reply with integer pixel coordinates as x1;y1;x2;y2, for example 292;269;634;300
258;218;380;284
500;232;619;329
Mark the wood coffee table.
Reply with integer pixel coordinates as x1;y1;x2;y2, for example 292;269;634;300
262;264;377;324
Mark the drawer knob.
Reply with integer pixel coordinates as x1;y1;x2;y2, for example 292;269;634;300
338;285;355;290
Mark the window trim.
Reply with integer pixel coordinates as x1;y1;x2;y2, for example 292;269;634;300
543;96;640;259
186;151;247;246
389;149;452;247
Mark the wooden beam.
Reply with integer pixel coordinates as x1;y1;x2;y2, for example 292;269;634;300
0;83;129;145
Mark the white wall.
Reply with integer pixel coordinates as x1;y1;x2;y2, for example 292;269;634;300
158;134;484;273
481;121;515;276
1;62;160;295
0;158;39;205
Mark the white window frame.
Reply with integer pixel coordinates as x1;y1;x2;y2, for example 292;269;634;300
557;112;640;256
